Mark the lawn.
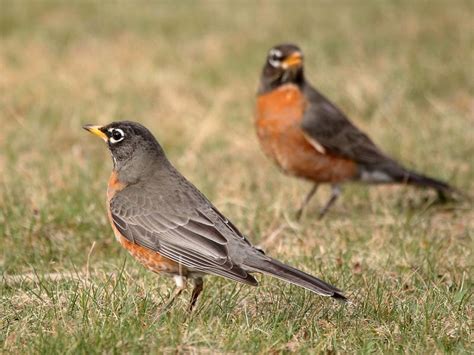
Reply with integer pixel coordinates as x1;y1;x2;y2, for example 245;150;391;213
1;0;473;353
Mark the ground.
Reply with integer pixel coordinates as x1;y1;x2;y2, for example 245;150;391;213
0;1;473;353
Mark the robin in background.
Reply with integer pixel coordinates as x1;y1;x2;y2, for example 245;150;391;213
256;43;459;219
83;121;346;310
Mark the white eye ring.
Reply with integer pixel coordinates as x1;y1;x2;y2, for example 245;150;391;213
268;48;283;68
108;128;125;143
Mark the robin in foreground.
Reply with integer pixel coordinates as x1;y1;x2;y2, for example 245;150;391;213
83;121;346;310
256;43;459;219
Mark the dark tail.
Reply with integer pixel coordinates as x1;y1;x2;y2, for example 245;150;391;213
368;160;461;200
393;167;461;200
246;256;347;301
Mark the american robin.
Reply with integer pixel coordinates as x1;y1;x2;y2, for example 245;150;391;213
256;43;458;219
83;121;346;310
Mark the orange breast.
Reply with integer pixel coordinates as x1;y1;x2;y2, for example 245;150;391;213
106;170;184;276
117;234;185;275
255;84;357;183
107;170;126;202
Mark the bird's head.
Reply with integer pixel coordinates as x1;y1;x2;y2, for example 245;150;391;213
83;121;168;182
259;43;304;93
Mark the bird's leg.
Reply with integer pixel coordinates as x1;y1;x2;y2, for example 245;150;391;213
162;275;187;310
296;184;319;220
188;277;204;311
318;185;341;219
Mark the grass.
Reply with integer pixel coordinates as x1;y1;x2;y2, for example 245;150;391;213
1;0;473;353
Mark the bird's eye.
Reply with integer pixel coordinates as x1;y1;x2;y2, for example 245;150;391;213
109;128;125;143
268;49;283;67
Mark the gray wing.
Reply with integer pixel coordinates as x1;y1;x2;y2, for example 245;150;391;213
300;85;397;169
110;183;258;285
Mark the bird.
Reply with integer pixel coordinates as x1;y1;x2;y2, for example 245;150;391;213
83;121;346;310
255;43;459;219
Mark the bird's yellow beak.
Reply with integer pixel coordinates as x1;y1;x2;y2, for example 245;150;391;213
83;124;108;141
282;52;303;69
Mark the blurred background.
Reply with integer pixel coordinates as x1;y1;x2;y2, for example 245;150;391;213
0;1;473;353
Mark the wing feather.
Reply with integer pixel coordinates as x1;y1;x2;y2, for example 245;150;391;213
300;84;396;168
110;184;257;285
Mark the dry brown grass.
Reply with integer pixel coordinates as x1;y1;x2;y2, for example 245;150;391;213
1;1;473;353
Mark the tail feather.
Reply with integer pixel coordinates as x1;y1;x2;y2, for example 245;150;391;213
391;167;460;199
246;257;347;301
365;161;461;199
